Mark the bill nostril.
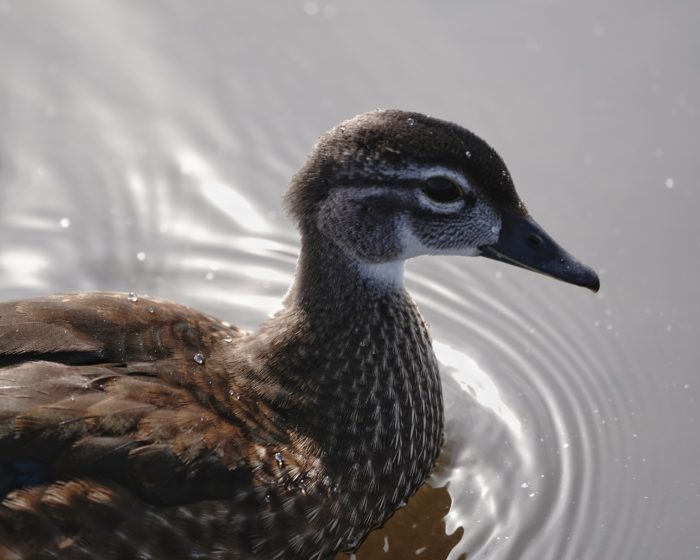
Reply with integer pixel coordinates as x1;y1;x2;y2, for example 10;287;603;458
527;234;543;248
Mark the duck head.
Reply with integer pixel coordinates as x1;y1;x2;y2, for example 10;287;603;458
285;109;599;292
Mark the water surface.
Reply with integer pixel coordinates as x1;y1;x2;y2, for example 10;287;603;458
1;2;698;558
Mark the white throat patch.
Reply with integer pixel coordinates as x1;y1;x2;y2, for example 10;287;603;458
354;260;406;288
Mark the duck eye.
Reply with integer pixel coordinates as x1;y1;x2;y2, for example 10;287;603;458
422;176;464;203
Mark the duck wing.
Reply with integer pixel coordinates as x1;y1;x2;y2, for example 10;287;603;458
0;293;328;558
0;292;274;505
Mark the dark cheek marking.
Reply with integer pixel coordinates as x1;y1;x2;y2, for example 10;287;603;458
321;194;406;262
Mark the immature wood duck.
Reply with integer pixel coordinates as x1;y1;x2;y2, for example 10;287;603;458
0;110;599;559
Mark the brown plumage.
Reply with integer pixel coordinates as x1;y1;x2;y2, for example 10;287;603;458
0;110;599;559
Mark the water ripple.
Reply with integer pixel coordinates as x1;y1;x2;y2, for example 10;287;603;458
409;257;633;559
0;4;676;557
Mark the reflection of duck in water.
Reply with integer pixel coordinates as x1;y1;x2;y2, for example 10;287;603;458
0;110;598;559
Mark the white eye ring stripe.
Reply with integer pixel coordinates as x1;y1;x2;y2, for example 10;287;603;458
415;167;472;212
413;166;472;191
336;163;472;190
326;165;474;213
373;164;472;192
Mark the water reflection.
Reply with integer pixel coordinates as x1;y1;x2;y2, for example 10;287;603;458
178;148;273;234
436;342;522;436
0;250;48;289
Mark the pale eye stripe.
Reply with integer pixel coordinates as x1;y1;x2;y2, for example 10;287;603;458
332;184;467;214
380;165;471;191
338;164;472;192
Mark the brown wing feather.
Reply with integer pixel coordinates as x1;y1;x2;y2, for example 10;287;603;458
0;293;324;557
0;292;240;364
0;293;257;502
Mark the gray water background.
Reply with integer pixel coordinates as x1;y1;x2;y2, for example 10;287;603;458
0;1;698;558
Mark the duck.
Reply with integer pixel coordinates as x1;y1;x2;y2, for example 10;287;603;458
0;110;599;560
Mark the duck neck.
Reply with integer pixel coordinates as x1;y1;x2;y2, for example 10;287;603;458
247;231;444;494
285;231;406;307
